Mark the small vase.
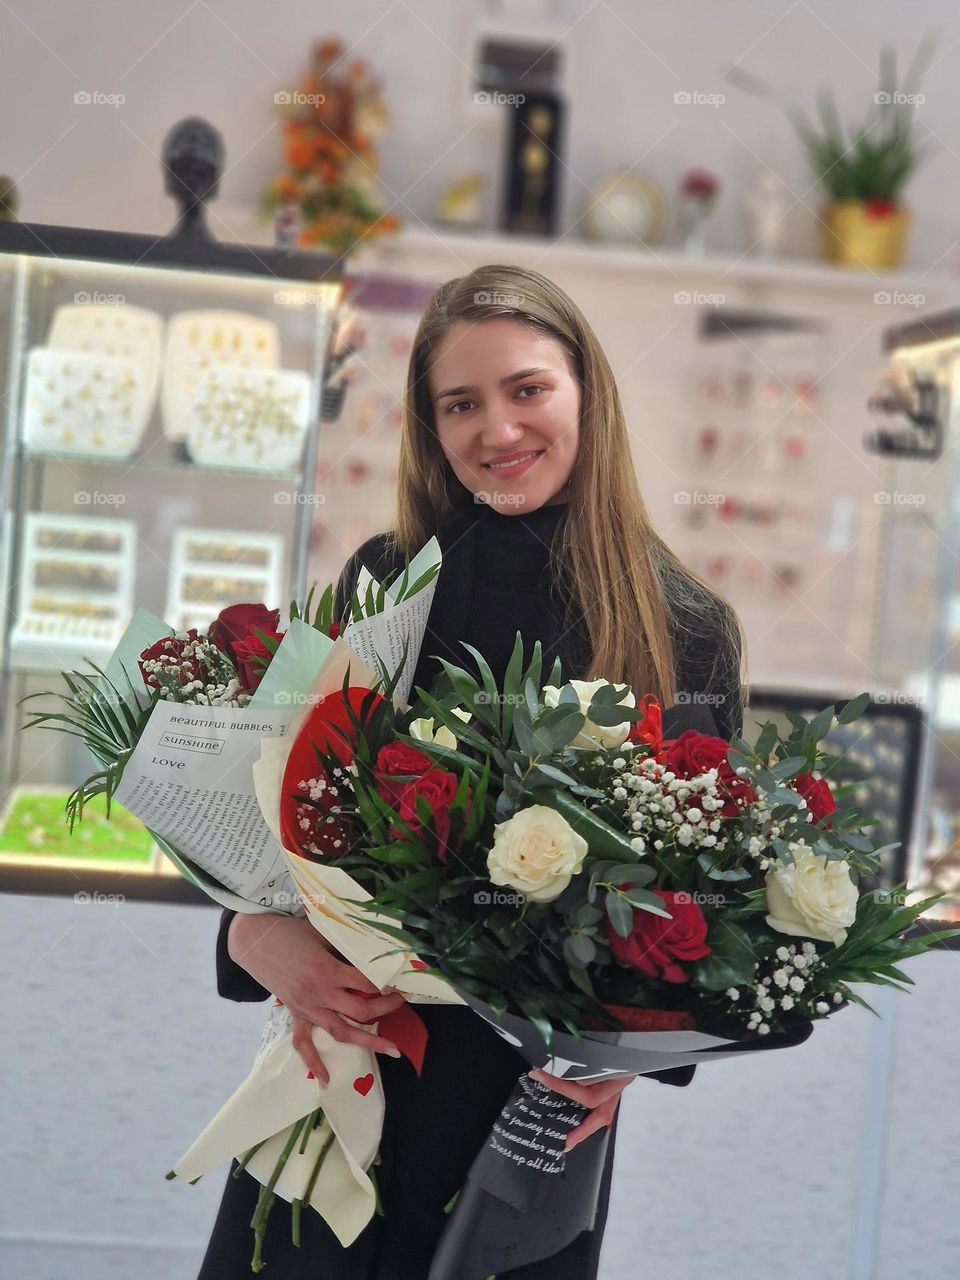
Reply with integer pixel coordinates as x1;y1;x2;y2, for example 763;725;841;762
679;201;709;256
820;200;910;270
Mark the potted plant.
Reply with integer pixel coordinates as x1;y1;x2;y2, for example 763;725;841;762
789;40;936;269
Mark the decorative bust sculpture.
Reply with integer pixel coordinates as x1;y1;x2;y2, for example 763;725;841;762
162;116;225;241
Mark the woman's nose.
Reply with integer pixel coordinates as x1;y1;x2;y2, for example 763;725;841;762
480;415;525;448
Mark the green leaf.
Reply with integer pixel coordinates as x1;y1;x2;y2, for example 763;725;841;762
605;892;634;939
837;692;871;724
770;756;808;782
692;921;756;990
564;933;597;966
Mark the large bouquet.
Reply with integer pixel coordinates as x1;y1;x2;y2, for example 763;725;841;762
24;563;957;1276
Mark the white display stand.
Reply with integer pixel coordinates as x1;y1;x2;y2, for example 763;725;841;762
164;526;285;634
10;512;137;671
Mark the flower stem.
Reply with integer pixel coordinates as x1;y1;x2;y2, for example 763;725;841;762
301;1121;336;1210
249;1116;308;1271
233;1138;268;1179
298;1107;322;1154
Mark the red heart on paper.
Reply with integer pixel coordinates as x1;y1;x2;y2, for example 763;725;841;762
409;960;429;970
353;1073;375;1097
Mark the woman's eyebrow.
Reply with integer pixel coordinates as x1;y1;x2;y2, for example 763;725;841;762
433;367;550;402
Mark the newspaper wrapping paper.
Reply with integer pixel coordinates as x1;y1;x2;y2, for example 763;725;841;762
98;536;440;911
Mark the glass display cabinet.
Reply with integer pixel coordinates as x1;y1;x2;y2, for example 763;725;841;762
0;220;343;900
869;308;960;921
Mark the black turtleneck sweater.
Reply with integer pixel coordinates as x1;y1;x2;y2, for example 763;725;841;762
215;496;743;1087
333;495;742;739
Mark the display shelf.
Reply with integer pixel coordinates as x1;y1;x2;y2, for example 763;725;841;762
20;446;302;484
218;206;960;297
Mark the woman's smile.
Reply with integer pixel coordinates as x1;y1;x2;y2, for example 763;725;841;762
481;448;545;477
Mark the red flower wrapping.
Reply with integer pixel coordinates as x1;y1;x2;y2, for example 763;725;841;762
138;631;209;691
280;687;384;858
792;771;837;827
607;889;711;984
656;729;757;817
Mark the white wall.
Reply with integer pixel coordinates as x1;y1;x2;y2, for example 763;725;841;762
1;0;959;272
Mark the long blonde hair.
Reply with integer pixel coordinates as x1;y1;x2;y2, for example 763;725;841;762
385;263;746;716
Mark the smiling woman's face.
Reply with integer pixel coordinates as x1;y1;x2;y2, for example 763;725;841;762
427;317;581;513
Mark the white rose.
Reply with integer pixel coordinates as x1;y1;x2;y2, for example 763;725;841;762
765;844;859;946
542;678;636;750
486;805;589;903
408;707;471;751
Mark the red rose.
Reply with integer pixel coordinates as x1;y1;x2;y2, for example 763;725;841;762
607;889;711;984
234;630;285;691
374;743;463;862
374;743;435;807
208;603;281;668
656;729;756;818
793;771;836;827
627;693;663;749
328;620;341;640
395;768;462;863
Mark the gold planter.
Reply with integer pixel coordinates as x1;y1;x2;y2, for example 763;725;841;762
820;201;910;269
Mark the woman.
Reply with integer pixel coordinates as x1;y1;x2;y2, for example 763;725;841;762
198;264;745;1279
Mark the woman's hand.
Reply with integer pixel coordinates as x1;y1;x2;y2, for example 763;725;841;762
227;913;407;1085
528;1068;637;1152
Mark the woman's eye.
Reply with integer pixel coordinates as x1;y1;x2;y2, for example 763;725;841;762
517;384;543;399
447;400;473;415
